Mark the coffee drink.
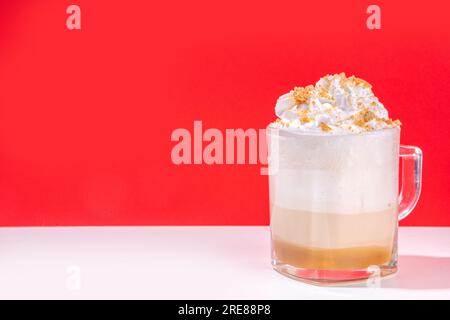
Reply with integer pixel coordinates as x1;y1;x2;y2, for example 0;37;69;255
268;73;406;282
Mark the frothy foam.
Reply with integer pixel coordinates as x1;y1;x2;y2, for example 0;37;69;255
268;127;400;214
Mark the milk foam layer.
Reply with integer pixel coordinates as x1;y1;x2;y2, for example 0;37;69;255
270;73;401;134
268;127;400;214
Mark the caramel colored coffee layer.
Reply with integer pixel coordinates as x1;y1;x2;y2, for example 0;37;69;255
273;238;392;270
270;206;397;249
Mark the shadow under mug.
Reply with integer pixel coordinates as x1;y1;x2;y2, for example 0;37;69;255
267;127;422;285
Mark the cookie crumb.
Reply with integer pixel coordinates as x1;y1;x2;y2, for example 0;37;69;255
292;86;314;104
319;122;332;132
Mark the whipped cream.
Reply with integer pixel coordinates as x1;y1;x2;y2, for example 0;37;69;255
270;73;400;133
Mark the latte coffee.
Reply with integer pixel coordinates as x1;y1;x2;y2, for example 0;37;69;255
271;207;396;270
269;127;400;274
267;73;409;283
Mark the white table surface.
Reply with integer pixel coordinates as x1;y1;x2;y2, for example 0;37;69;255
0;226;449;299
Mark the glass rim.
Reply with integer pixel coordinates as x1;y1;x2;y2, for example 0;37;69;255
266;125;400;137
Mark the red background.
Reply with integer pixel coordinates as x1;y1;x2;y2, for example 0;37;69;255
0;0;449;226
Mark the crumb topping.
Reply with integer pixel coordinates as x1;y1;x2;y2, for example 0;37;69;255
271;73;401;133
319;122;332;132
292;85;314;104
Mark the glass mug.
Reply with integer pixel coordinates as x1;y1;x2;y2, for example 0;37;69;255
267;126;422;285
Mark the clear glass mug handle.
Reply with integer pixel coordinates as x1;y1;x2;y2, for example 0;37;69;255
398;145;423;220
